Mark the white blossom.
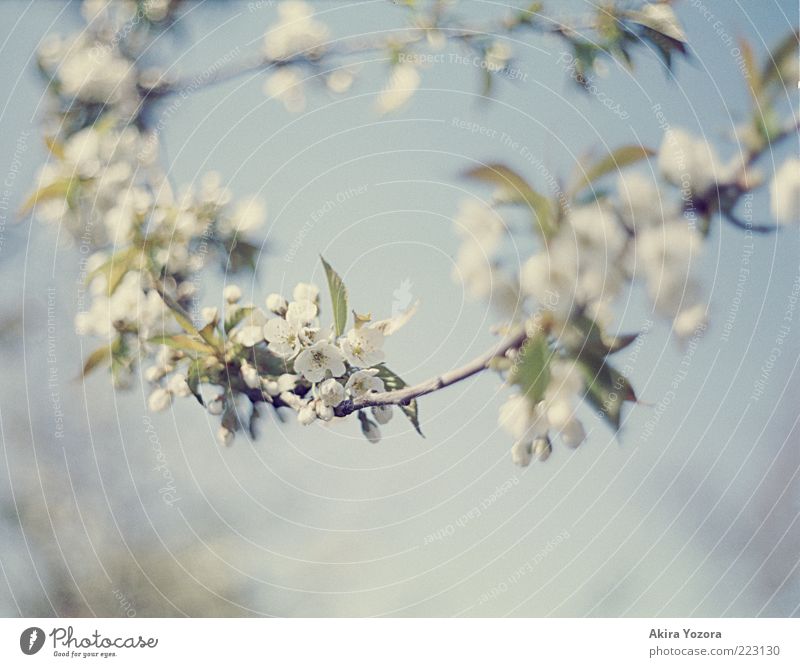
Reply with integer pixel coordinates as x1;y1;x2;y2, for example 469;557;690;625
285;299;318;328
340;326;385;367
345;369;384;397
235;309;268;347
770;158;800;226
616;172;672;230
294;341;346;382
264;317;303;358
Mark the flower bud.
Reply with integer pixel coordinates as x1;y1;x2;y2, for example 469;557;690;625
147;387;172;412
315;401;334;421
533;436;551;462
167;373;192;397
241;361;261;389
201;306;219;325
298;404;317;425
560;418;586;449
265;293;288;315
217;426;234;447
223;284;242;304
371;405;393;425
511;439;532;467
207;395;225;415
318;378;345;407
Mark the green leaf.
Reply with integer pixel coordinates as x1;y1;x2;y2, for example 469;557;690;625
509;334;552;404
464;164;555;237
572;145;654;196
576;352;636;431
18;179;73;216
761;29;799;89
320;256;349;337
80;344;112;378
158;289;201;338
148;334;215;355
566;314;639;357
224;305;254;334
738;37;761;103
373;364;423;437
185;359;205;406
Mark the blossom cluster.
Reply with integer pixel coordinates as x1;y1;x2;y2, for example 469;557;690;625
453;124;799;465
143;278;413;447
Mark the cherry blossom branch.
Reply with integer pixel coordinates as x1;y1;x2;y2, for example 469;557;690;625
334;329;528;417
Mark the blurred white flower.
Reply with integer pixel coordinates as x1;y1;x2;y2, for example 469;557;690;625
235;309;268;347
263;1;329;61
166;373;192;398
770;158;800;226
658;129;720;195
264;67;306;113
230;196;267;233
147;387;172;412
285;299;318;327
616;172;670;230
376;63;420;115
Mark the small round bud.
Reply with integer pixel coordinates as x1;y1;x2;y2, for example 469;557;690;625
217;426;234;447
511;439;532;467
315;402;334;421
371;405;393;425
298;404;317;426
147;387;172;412
201;306;219;325
241;361;261;389
223;284;242;304
533;435;551;462
560;418;586;449
207;395;225;415
265;293;288;315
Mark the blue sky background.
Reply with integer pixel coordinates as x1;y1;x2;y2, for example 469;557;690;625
0;0;798;617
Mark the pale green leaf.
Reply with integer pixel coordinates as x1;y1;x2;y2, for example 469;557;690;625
320;256;349;337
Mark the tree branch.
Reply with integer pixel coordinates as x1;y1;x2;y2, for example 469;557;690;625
334;329;527;417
